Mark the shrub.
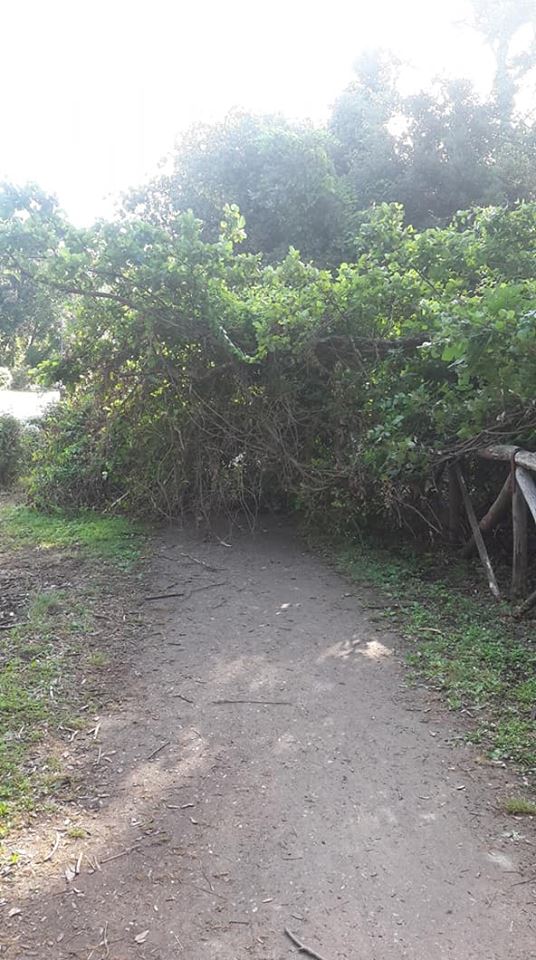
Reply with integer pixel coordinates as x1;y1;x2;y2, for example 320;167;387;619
0;414;23;487
0;367;12;389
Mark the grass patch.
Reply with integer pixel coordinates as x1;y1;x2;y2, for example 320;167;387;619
0;589;84;829
331;538;536;771
67;826;87;839
502;796;536;816
0;505;143;568
0;503;143;836
86;650;109;668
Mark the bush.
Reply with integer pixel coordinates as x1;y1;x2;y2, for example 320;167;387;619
0;367;12;389
0;415;23;487
23;202;536;531
28;396;120;511
10;367;31;390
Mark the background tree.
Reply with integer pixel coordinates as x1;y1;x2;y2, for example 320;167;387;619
470;0;536;116
125;113;352;265
0;184;65;382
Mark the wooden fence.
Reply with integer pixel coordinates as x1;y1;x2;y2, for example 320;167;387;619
448;444;536;615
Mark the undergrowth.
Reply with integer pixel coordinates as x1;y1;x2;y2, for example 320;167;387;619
332;538;536;772
0;503;142;839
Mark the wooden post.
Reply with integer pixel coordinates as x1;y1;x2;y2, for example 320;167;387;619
516;466;536;523
448;463;463;544
454;463;501;600
511;480;528;599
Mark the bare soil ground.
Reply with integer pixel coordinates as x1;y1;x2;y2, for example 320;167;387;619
2;523;535;959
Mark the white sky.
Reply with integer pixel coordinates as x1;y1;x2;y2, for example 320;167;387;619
0;0;498;223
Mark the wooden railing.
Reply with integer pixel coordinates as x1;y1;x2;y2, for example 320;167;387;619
448;445;536;614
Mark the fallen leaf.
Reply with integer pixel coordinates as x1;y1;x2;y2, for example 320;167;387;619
8;907;22;917
65;866;76;882
134;930;149;944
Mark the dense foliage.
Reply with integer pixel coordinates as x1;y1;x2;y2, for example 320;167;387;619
2;182;533;531
0;414;25;487
1;1;535;533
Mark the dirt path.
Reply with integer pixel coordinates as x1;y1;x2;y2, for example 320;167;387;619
3;525;535;959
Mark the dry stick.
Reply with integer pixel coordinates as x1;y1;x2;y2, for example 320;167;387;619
144;582;226;602
461;473;512;558
181;552;220;571
212;699;292;706
144;591;186;602
454;464;501;600
146;741;170;761
284;927;329;960
99;845;141;865
42;831;61;863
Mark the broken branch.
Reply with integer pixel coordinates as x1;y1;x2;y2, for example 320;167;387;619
284;926;329;960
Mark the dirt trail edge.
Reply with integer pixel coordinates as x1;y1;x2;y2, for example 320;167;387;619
3;525;534;959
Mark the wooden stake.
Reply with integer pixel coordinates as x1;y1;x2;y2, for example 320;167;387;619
455;464;501;600
515;467;536;524
512;480;528;599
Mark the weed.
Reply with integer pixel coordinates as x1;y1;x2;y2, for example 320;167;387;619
67;826;87;839
87;650;109;668
502;796;536;816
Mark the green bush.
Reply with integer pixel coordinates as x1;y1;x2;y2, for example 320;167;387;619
10;367;30;390
0;367;12;389
16;201;536;530
0;414;23;487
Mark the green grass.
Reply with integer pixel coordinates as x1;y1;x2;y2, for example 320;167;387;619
0;589;85;831
0;505;143;568
331;539;536;771
0;503;143;837
502;796;536;816
67;826;87;839
86;650;109;668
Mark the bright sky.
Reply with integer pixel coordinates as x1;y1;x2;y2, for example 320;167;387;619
1;0;496;223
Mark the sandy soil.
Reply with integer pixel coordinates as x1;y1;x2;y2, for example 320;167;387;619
2;524;535;959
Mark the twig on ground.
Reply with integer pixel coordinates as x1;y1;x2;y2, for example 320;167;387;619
146;741;170;761
99;845;141;864
212;699;292;706
284;926;329;960
144;592;186;602
42;831;61;863
181;552;220;571
511;876;536;887
144;582;226;602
